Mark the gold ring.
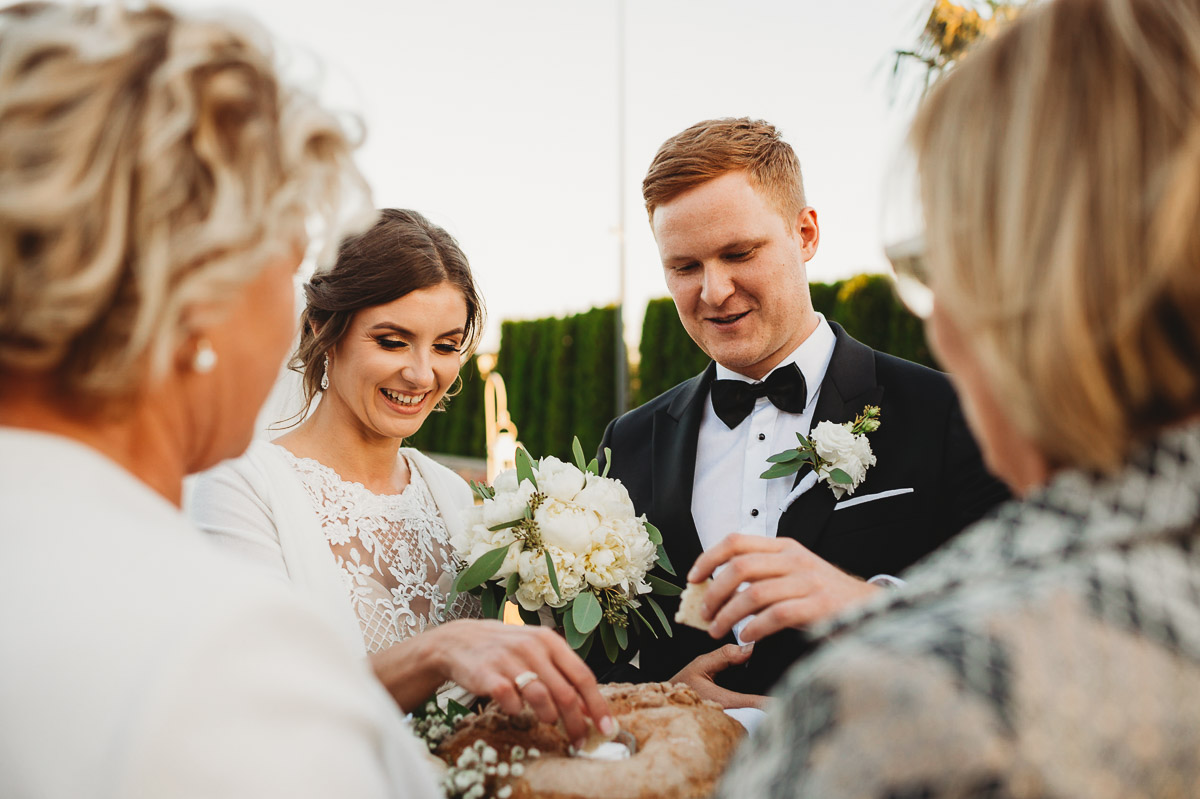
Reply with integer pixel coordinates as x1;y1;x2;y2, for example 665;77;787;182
514;671;540;690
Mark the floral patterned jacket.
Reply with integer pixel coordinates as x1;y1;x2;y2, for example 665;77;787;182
718;420;1200;799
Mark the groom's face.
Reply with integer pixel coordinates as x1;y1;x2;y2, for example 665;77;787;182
652;170;819;380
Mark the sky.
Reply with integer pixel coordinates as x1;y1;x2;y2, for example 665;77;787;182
174;0;933;353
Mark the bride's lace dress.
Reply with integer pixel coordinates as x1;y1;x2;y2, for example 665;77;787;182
278;446;479;653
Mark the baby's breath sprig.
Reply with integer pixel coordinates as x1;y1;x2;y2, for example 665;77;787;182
411;697;473;752
441;738;542;799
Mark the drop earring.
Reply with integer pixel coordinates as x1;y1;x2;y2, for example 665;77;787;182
320;353;330;391
193;339;217;374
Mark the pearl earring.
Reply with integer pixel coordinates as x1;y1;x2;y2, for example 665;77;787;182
320;353;330;390
193;339;217;374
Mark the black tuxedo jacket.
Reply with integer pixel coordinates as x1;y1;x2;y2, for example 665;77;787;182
595;323;1009;694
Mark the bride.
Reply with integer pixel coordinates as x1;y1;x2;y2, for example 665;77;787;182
190;208;613;745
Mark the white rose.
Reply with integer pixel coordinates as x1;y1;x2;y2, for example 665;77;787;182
810;420;858;463
535;498;600;553
573;476;636;519
810;420;875;498
536;456;586;501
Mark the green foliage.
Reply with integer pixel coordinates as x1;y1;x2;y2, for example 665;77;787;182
830;274;937;369
634;298;712;405
808;280;842;320
487;307;619;462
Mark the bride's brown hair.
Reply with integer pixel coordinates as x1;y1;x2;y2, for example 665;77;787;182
286;208;485;424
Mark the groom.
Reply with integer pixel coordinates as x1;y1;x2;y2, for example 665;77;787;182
597;118;1008;705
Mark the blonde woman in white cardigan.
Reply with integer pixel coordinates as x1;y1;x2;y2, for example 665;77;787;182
191;209;614;747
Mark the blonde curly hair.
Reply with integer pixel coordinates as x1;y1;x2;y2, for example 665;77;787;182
0;2;369;401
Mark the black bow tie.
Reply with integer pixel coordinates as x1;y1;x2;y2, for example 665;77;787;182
710;363;808;429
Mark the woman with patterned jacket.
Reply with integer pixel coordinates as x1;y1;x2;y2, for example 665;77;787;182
712;0;1200;796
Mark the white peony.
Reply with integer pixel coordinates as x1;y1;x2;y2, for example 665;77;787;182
492;467;520;493
573;476;636;520
535;498;601;553
536;456;586;501
482;481;535;528
810;420;876;498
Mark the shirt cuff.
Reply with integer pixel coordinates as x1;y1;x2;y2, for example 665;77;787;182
867;574;906;589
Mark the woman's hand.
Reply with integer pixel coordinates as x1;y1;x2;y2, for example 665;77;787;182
371;619;614;747
670;644;767;710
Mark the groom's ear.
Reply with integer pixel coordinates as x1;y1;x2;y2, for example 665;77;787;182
794;207;820;262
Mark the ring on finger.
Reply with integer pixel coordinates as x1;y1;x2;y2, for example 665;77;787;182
514;670;540;690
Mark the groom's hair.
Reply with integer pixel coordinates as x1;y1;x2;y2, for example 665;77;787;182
642;117;806;224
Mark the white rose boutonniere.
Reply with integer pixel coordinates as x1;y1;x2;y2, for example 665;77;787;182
760;405;882;499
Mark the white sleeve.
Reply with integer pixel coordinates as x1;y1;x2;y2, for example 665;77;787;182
189;456;290;582
121;592;442;799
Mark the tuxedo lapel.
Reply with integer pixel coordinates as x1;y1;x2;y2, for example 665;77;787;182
778;324;884;547
652;363;715;573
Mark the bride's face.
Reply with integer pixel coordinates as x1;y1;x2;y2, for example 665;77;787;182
324;281;467;442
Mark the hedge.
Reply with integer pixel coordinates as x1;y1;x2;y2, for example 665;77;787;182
407;274;936;459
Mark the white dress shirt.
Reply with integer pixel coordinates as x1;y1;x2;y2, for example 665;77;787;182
691;316;836;645
692;315;837;552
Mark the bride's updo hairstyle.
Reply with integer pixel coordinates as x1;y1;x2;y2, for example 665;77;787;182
910;0;1200;472
0;2;365;404
290;208;485;419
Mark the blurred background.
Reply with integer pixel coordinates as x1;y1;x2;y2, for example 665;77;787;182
172;0;1020;467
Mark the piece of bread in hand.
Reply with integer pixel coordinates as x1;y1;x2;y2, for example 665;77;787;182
674;580;712;630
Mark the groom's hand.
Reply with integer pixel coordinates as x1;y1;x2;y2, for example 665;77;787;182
688;534;880;642
671;644;767;710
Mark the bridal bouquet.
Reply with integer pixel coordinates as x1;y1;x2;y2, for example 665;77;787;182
449;438;677;661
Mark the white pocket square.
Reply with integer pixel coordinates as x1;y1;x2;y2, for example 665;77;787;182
779;471;819;513
833;487;915;511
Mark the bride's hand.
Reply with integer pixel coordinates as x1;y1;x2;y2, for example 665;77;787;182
376;619;614;747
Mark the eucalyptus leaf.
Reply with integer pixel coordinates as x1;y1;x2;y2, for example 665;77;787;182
613;620;628;649
571;590;603;634
480;586;497;620
562;607;588;649
572;436;587;472
515;446;538;489
828;467;853;485
599;620;619;662
544;550;561;601
630;605;659;639
576;631;595;660
760;461;802;480
655;544;676;576
487;518;523;531
645;521;663;545
505;571;520;598
602;447;612;477
645;596;673;638
470;481;495;501
455;543;512;592
647;574;683;596
765;449;803;464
